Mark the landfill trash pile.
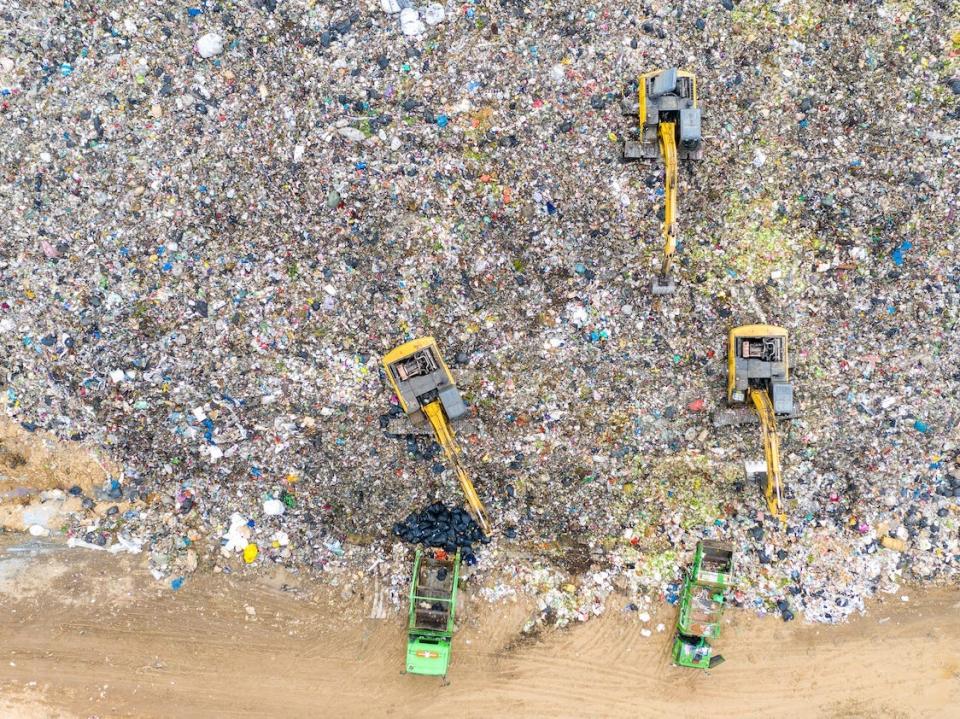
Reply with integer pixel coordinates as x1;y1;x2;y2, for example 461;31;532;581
1;0;959;627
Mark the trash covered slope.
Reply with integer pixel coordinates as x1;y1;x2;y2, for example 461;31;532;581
0;1;958;624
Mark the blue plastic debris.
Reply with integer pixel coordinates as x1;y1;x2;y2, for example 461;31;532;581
891;240;912;266
914;420;929;434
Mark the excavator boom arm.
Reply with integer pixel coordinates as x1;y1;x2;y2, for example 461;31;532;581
749;389;785;521
658;122;679;278
422;401;492;536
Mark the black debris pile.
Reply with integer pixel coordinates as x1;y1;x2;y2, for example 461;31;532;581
393;502;488;564
777;599;795;622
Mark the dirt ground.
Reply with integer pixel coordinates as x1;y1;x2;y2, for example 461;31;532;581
0;420;113;497
0;536;957;719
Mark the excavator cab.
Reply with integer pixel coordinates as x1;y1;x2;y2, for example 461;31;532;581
622;68;703;295
383;338;492;536
724;325;795;521
623;68;702;161
727;325;792;413
383;338;467;428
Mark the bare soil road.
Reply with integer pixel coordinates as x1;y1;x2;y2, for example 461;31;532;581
0;536;957;719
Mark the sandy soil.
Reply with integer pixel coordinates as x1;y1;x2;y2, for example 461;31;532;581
0;535;957;719
0;418;116;533
0;419;114;496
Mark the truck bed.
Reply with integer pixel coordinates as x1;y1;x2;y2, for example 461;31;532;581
412;560;454;631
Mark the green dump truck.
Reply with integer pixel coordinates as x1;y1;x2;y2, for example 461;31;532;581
672;540;735;669
406;548;460;677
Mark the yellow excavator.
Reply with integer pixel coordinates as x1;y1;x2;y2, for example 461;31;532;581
622;68;702;295
724;325;795;521
382;337;492;536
